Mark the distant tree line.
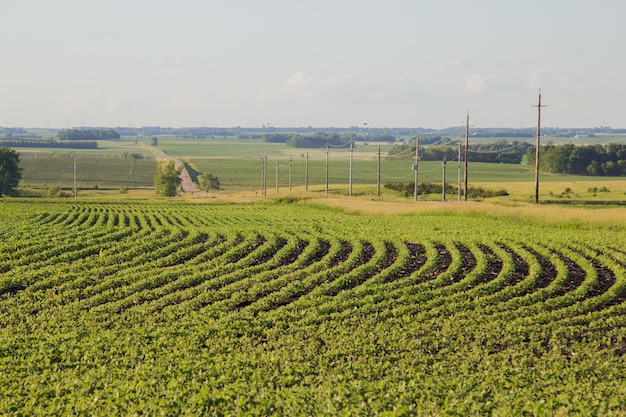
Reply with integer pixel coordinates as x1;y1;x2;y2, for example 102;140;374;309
387;140;532;164
0;140;98;149
532;143;626;176
286;133;352;148
56;129;120;141
0;128;28;135
263;133;396;147
262;133;353;148
8;125;626;140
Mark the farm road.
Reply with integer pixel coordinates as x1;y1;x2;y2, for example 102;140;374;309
147;146;196;194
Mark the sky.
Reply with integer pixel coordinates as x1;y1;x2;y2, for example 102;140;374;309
1;0;625;129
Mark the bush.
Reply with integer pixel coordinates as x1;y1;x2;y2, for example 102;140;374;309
384;182;508;199
45;186;71;198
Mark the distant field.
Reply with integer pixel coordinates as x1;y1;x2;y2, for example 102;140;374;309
19;154;157;188
154;137;396;159
11;136;626;201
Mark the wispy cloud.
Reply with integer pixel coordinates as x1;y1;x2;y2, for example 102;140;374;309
528;68;566;90
271;71;357;103
106;91;131;111
466;74;484;93
58;90;101;113
440;59;471;69
262;71;412;105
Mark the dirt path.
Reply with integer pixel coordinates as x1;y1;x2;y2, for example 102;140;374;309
147;146;196;194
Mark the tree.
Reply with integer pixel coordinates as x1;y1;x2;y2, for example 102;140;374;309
198;172;220;192
0;147;22;197
56;128;120;141
154;161;182;197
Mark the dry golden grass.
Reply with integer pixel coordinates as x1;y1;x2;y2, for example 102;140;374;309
73;180;626;228
476;180;626;200
310;196;626;232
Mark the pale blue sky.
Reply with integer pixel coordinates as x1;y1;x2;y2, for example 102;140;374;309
1;0;624;128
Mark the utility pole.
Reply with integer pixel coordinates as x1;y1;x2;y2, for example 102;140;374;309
414;137;419;201
377;144;381;197
533;89;547;204
442;155;447;202
349;141;353;196
325;145;329;195
464;110;470;201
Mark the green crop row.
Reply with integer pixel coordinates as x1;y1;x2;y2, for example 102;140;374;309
0;200;625;415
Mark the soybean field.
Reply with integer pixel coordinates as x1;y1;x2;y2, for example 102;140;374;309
1;200;626;415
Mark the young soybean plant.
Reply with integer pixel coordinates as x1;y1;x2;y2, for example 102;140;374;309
0;200;625;415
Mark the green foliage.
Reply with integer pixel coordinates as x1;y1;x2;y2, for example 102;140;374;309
0;201;625;414
262;133;290;143
0;140;98;149
539;143;626;176
467;186;509;198
286;133;353;148
387;140;531;163
384;182;508;198
154;161;182;196
56;129;120;141
43;185;71;198
197;172;220;191
122;152;144;160
0;147;22;197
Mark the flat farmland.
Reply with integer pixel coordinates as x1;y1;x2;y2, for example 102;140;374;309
1;199;626;415
19;154;157;188
156;138;626;195
12;137;626;202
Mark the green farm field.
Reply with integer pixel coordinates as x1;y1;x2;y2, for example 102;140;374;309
11;136;626;202
19;154;157;189
1;198;626;415
155;137;626;199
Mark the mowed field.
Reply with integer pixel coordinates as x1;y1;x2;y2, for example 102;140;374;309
1;199;626;415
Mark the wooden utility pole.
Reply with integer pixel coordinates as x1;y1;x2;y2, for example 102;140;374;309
325;145;329;195
464;110;470;201
414;137;419;201
377;144;381;197
533;89;547;204
349;141;353;196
